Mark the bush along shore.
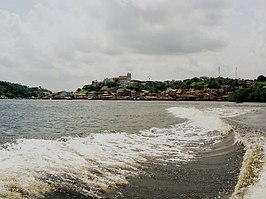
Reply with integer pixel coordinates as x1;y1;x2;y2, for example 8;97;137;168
1;75;266;102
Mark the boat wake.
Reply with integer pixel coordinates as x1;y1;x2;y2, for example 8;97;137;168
230;124;266;199
0;105;264;199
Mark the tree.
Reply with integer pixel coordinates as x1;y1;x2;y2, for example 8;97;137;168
207;78;220;89
105;80;119;88
0;81;50;99
180;79;191;89
257;75;266;82
82;84;93;91
228;88;266;102
191;82;205;90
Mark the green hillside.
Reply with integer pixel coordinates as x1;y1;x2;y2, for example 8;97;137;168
0;81;50;99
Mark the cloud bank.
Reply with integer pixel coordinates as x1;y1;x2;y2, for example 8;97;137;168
0;0;265;90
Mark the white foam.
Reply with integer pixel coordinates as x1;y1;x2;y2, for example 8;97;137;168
205;107;253;118
167;107;230;132
242;144;266;199
0;107;229;198
219;106;266;199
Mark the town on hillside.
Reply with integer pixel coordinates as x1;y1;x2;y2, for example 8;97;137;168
34;73;266;102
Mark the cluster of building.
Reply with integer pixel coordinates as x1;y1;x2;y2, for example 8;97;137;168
36;73;257;101
103;72;132;84
36;88;230;101
0;95;8;99
83;87;230;101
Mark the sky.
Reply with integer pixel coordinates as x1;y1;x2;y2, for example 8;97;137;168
0;0;265;91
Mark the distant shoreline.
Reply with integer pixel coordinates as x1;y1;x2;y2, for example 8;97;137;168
2;98;266;103
1;75;265;102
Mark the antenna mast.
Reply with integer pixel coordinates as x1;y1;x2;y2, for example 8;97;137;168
235;67;238;79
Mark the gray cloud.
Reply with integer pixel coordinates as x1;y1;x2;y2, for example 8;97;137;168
0;0;265;90
105;0;228;54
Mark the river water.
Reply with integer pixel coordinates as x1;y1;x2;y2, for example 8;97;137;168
0;100;265;198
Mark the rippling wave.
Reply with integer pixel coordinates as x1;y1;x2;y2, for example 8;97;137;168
0;101;265;198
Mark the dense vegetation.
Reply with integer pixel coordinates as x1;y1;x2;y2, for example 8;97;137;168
228;87;266;102
81;77;243;93
228;75;266;102
0;81;50;99
80;75;266;102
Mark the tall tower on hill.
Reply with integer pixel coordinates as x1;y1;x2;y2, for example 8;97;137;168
127;72;132;80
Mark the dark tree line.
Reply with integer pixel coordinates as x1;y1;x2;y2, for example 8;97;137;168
0;81;50;99
229;75;266;102
229;88;266;102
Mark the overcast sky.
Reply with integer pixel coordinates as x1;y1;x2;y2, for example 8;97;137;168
0;0;265;91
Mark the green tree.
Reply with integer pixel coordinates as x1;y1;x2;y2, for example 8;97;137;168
191;82;206;90
257;75;266;82
207;78;220;89
0;81;50;99
180;79;191;89
229;88;266;102
105;80;119;88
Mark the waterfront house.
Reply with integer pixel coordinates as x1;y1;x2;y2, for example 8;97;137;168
74;91;88;99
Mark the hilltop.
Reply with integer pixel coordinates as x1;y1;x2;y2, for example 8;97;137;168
72;74;266;102
0;81;51;99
